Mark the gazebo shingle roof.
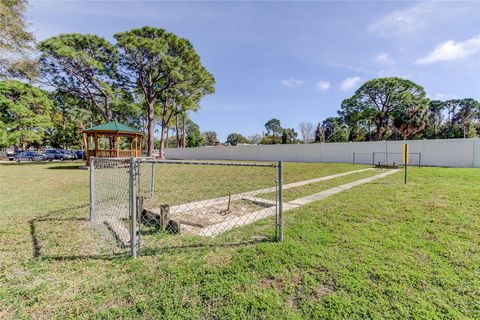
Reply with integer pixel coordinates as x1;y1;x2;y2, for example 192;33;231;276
83;121;142;134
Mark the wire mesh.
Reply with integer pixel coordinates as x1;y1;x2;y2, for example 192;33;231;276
135;159;280;254
352;152;375;165
90;158;281;256
372;152;422;167
91;157;132;251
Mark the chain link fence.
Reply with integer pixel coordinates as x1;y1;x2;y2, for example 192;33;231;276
353;152;422;167
89;158;283;257
89;158;132;254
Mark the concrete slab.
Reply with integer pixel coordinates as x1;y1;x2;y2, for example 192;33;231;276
143;167;373;215
104;218;130;246
287;169;399;207
101;167;398;240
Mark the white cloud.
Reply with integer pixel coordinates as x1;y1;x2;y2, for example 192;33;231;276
430;93;458;100
369;2;479;37
281;77;305;87
340;77;362;91
416;35;480;64
316;80;330;91
375;53;394;64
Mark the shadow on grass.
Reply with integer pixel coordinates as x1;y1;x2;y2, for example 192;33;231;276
29;203;272;261
46;165;85;170
1;161;49;167
39;238;270;262
0;161;85;168
29;204;90;259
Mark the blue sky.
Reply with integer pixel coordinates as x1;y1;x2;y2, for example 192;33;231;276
27;1;480;140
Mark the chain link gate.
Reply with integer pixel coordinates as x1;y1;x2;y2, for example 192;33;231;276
89;157;132;254
89;157;283;257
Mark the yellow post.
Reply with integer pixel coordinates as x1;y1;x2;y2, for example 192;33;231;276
403;143;409;165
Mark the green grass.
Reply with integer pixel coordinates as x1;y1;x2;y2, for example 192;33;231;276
1;161;479;319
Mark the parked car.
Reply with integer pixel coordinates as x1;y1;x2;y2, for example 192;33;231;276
43;150;64;161
58;150;77;160
6;150;23;161
43;149;78;161
75;150;86;160
14;151;45;162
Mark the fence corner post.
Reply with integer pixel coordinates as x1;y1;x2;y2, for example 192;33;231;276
150;161;155;198
130;157;138;258
89;157;94;221
277;161;284;242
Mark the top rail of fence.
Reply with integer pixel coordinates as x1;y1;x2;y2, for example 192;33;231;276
139;158;278;168
90;157;131;162
372;152;421;155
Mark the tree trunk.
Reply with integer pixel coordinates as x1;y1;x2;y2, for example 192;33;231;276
166;127;169;148
175;114;180;148
159;125;167;159
182;115;186;148
375;121;383;141
146;103;155;157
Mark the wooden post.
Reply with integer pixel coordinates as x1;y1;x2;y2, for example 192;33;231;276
134;136;139;157
85;133;90;164
130;138;133;155
160;204;170;230
139;137;142;157
94;133;98;158
116;134;120;158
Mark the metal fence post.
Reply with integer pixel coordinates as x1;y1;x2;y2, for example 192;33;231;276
277;161;284;242
130;157;138;258
419;152;422;168
150;162;155;198
372;152;376;166
89;158;94;221
352;152;356;165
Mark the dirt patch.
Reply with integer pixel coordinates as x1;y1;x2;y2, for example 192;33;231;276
313;279;337;300
204;248;236;269
427;198;449;210
173;199;267;227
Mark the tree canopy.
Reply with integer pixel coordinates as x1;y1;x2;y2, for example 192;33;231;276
281;128;298;144
226;133;248;146
265;118;282;144
183;119;203;147
348;77;428;140
115;26;215;157
39;34;121;122
0;80;53;149
0;0;37;78
203;131;218;146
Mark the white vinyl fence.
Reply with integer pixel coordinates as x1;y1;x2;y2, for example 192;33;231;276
166;138;480;168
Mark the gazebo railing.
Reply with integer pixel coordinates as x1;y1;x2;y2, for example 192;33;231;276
88;149;139;159
119;150;139;157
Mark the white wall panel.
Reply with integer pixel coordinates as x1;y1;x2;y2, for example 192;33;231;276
165;138;480;168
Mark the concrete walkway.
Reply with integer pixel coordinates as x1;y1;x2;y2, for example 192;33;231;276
144;167;375;214
283;169;400;211
193;169;399;236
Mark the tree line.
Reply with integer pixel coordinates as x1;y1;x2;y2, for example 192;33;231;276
1;1;215;157
1;1;479;153
225;78;480;145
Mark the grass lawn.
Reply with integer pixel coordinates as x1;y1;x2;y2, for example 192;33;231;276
0;161;479;319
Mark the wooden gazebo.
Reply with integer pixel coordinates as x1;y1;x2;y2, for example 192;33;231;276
83;122;143;163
